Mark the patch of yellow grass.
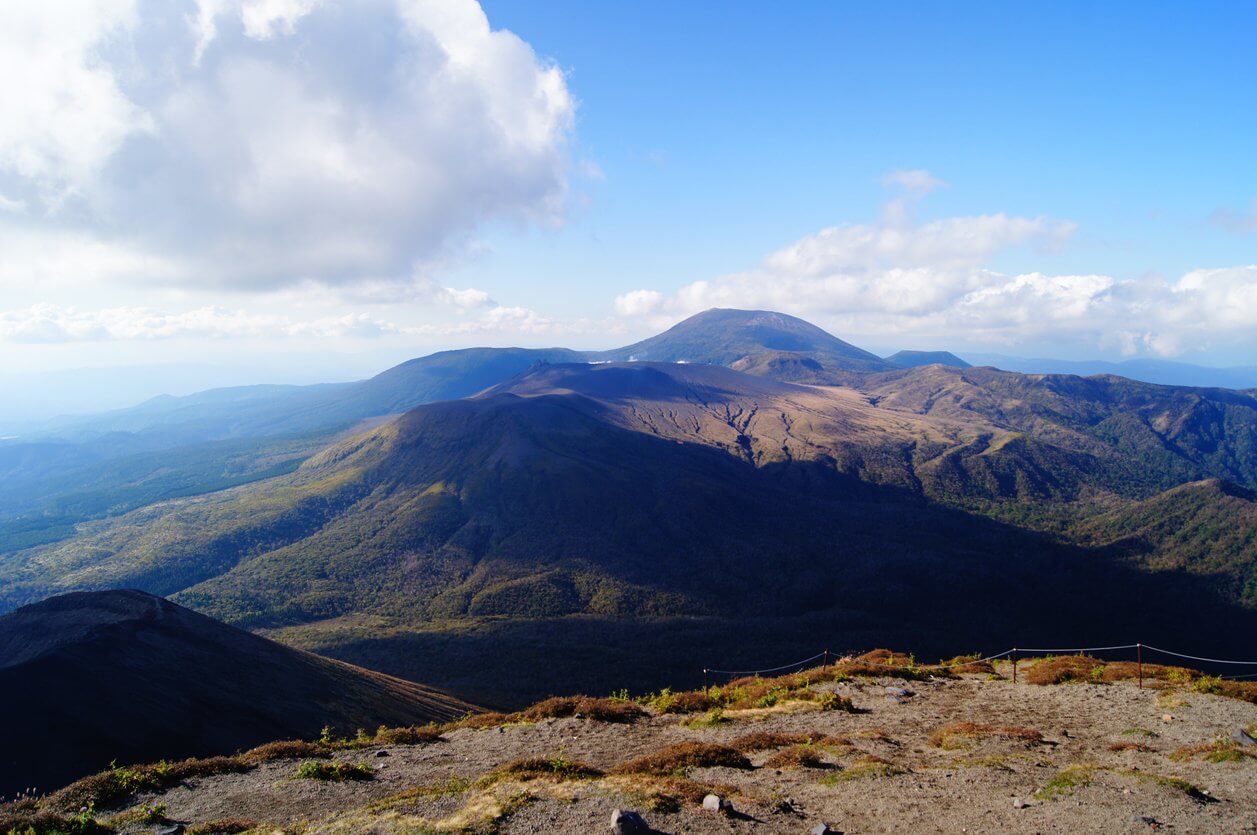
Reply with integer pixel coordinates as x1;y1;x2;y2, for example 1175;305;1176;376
722;699;820;720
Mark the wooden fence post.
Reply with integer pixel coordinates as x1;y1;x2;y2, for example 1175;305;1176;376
1012;648;1018;684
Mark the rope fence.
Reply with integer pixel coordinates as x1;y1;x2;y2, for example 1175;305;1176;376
702;642;1257;691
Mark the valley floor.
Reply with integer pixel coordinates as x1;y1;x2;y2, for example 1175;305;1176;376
72;662;1257;834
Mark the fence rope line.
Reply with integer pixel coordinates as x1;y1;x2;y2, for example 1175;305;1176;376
702;643;1257;680
935;648;1014;667
708;653;834;679
1141;645;1257;665
1014;644;1139;653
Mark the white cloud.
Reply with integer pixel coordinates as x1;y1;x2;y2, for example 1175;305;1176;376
0;300;620;344
764;213;1072;276
0;1;150;203
0;0;574;291
614;177;1257;358
614;289;664;316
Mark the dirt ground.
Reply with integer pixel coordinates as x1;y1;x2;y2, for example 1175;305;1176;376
105;665;1257;834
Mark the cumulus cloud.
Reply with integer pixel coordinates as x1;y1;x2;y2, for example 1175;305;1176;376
0;0;574;290
614;289;665;316
614;175;1257;357
0;304;398;343
0;299;620;344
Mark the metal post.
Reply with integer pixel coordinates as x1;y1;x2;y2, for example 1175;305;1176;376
703;668;709;693
824;648;830;668
1137;644;1143;690
1012;648;1018;684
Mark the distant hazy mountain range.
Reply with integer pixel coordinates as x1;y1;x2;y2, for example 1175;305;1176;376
961;353;1257;389
1;308;1253;715
884;349;971;369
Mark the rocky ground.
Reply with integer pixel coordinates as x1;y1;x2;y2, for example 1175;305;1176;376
9;659;1257;834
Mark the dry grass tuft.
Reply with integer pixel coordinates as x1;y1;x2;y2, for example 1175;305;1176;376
1035;765;1093;799
521;696;646;724
482;755;603;784
940;654;995;675
371;725;444;745
295;760;374;781
1024;656;1105;685
650;689;720;714
1108;741;1156;753
1190;678;1257;704
611;742;752;775
1170;740;1256;763
929;722;1043;750
240;739;327;764
453;711;515;730
1097;661;1197;684
48;756;251;812
763;746;827;769
0;806;112;835
728;731;823;753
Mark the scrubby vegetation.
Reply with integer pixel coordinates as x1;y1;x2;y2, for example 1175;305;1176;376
294;760;374;781
1021;655;1257;703
1035;765;1094;799
1169;740;1257;764
610;743;752;776
1108;741;1156;753
49;758;250;812
480;756;603;785
520;696;646;724
728;731;826;753
8;646;1255;832
1024;655;1195;686
763;746;827;769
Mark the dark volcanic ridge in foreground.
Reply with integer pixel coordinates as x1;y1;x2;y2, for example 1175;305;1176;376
0;590;476;797
5;649;1255;834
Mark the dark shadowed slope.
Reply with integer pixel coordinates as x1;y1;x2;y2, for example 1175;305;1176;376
594;308;893;372
0;590;476;796
884;349;971;369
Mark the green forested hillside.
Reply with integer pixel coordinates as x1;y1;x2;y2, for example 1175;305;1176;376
6;362;1254;630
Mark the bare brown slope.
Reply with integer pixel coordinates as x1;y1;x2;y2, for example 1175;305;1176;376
0;590;476;797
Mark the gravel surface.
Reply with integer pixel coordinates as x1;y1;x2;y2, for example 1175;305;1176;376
106;670;1257;834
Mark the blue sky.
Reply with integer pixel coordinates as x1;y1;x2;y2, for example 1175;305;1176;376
0;0;1253;394
467;1;1257;327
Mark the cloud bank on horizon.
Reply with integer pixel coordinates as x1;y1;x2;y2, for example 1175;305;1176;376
616;173;1257;359
0;1;1253;365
